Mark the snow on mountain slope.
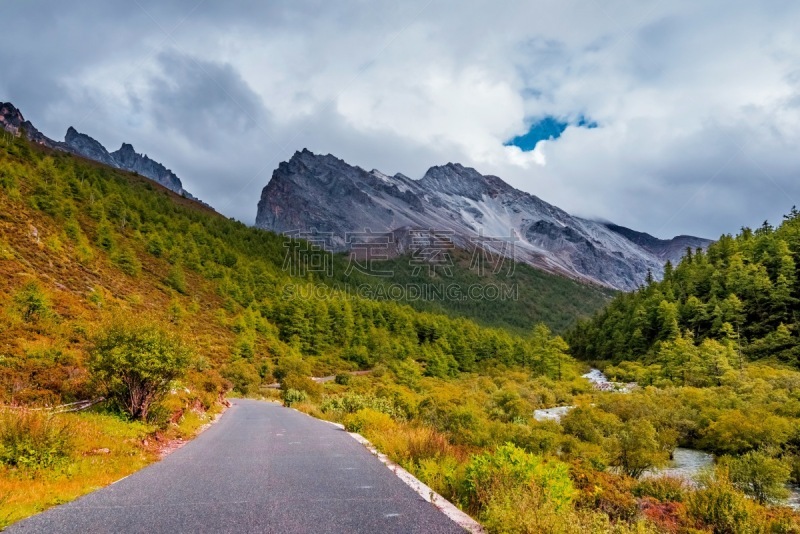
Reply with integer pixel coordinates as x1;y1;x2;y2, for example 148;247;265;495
256;150;711;290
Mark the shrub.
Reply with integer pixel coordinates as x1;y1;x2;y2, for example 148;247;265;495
282;389;308;407
415;455;467;503
0;238;14;259
334;373;351;385
342;408;397;435
571;462;639;522
638;498;690;534
222;360;261;396
0;409;74;469
273;356;311;381
320;392;408;421
609;420;668;478
89;322;192;420
233;333;256;360
95;220;115;251
12;281;52;322
280;373;322;400
112;246;141;277
634;476;688;503
721;450;791;505
165;264;187;294
465;443;575;514
561;406;621;444
147;234;164;257
689;469;757;534
167;300;186;324
701;409;793;455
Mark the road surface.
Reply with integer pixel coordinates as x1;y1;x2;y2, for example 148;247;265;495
8;399;466;533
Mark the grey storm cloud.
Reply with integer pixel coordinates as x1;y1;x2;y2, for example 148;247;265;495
3;0;800;238
149;51;270;144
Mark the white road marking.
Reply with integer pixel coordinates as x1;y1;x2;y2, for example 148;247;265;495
293;407;486;532
345;430;486;534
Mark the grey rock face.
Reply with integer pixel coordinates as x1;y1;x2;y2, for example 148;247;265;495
64;127;119;168
256;149;711;290
110;143;189;197
0;102;194;200
603;223;713;265
0;102;62;149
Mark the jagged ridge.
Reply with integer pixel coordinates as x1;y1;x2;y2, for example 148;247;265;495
1;102;193;199
256;149;712;290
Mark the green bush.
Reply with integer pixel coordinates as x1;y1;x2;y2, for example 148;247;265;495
689;470;757;534
279;373;322;400
634;476;688;503
465;443;575;513
0;409;74;469
415;455;467;503
721;451;791;505
342;408;397;434
282;388;308;407
222;360;262;396
334;373;351;385
165;264;188;294
609;420;667;478
112;246;141;277
13;281;52;322
89;322;192;420
320;392;408;420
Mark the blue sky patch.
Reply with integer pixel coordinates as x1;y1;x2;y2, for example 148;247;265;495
505;116;597;151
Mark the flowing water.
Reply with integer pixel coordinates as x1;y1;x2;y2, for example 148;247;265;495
533;405;574;422
645;447;714;483
534;369;800;509
533;369;620;422
645;449;800;510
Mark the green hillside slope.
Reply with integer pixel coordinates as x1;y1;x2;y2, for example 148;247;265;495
2;135;800;532
323;249;615;333
569;213;800;371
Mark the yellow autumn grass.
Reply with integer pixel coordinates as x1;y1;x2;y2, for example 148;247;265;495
0;406;220;529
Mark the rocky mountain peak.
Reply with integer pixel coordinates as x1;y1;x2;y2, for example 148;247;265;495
256;150;712;290
0;101;196;200
64;127;118;168
420;162;514;201
115;142;136;156
0;102;54;146
0;102;25;132
109;143;188;196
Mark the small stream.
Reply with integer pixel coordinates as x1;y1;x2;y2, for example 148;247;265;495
533;405;574;422
532;369;800;509
644;447;714;482
533;368;613;422
646;448;799;510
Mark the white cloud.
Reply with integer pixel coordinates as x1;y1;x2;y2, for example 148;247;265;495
2;0;800;237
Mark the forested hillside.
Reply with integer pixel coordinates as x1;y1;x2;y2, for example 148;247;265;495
0;134;577;407
325;249;615;333
2;135;800;532
569;213;800;373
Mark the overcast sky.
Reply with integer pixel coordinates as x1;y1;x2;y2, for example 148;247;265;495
4;0;800;239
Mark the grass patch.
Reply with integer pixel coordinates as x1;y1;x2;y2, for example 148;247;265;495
0;410;154;529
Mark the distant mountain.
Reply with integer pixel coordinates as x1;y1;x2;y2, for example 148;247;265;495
256;149;711;290
0;102;64;149
602;223;712;265
64;126;118;168
1;102;194;199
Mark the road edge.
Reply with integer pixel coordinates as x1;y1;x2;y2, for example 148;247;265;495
323;419;486;534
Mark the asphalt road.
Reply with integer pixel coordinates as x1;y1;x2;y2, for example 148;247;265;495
8;399;466;534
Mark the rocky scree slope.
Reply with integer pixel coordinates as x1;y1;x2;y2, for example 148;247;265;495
256;149;712;290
